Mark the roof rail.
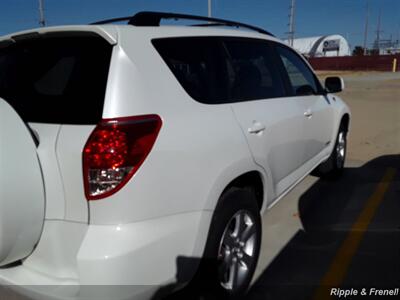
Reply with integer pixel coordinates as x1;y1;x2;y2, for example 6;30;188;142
91;11;274;36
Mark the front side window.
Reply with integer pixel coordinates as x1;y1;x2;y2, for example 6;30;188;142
276;45;320;96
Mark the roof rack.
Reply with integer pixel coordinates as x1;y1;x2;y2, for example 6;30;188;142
91;11;274;36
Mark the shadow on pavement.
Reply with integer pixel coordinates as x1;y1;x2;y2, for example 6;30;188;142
246;154;400;300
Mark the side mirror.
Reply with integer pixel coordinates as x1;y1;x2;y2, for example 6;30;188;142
325;76;345;93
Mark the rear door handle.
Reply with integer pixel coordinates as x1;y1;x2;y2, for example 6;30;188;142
304;110;313;118
248;122;266;134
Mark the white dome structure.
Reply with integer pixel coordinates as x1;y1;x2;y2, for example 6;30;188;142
286;35;351;57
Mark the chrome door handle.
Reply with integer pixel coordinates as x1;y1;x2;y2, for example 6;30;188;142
248;122;266;134
304;110;313;118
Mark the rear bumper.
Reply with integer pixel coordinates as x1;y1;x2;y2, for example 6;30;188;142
0;210;212;300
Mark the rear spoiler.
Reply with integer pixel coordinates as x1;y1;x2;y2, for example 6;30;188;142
0;26;118;48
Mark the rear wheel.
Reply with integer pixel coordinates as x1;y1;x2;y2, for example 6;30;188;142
218;209;258;292
191;187;261;298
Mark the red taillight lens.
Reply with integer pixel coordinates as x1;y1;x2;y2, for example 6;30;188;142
83;115;162;200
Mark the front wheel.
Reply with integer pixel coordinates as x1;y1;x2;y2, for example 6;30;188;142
334;130;347;170
314;125;347;178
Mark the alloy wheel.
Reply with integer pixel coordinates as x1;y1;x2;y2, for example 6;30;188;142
217;210;257;291
336;131;346;168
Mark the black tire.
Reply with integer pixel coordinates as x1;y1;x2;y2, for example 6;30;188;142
189;187;262;299
313;124;347;179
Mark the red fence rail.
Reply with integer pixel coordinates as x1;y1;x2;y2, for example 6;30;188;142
308;55;400;72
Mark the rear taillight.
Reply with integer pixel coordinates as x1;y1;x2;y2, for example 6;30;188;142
83;115;162;200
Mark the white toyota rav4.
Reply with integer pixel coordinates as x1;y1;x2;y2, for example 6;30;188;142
0;11;350;300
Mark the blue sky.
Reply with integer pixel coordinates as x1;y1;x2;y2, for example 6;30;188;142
0;0;399;49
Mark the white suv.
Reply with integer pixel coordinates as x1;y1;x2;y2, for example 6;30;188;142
0;12;350;300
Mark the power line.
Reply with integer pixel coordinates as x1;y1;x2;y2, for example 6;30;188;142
363;0;369;55
288;0;296;46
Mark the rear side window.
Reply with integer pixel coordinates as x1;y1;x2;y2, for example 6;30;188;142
152;37;285;104
0;34;112;124
152;37;229;104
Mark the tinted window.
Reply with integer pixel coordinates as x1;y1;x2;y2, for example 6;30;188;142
276;45;319;96
152;38;229;104
223;40;285;101
0;34;112;124
152;37;285;104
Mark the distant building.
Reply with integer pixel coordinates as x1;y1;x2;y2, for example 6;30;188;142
285;35;351;57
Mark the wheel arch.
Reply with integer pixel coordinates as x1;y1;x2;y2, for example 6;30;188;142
206;168;269;217
221;171;265;211
341;113;350;132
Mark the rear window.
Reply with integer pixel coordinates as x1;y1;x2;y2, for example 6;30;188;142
0;33;112;124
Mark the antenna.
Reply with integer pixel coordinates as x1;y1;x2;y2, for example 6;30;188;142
38;0;46;27
208;0;212;18
288;0;296;46
363;0;369;55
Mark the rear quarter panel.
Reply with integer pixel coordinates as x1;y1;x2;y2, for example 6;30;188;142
90;28;268;224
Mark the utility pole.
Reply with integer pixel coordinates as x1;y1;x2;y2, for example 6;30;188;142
363;0;369;55
38;0;46;27
375;9;383;52
288;0;296;47
208;0;212;18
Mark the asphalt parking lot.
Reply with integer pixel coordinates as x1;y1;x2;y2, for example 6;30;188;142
247;157;399;300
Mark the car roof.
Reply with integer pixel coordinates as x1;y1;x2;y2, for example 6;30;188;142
0;24;284;46
112;24;282;41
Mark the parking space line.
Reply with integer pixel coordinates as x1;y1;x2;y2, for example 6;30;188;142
313;167;397;300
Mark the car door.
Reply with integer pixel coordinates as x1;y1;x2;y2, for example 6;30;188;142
226;38;307;202
0;98;45;266
274;44;334;164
